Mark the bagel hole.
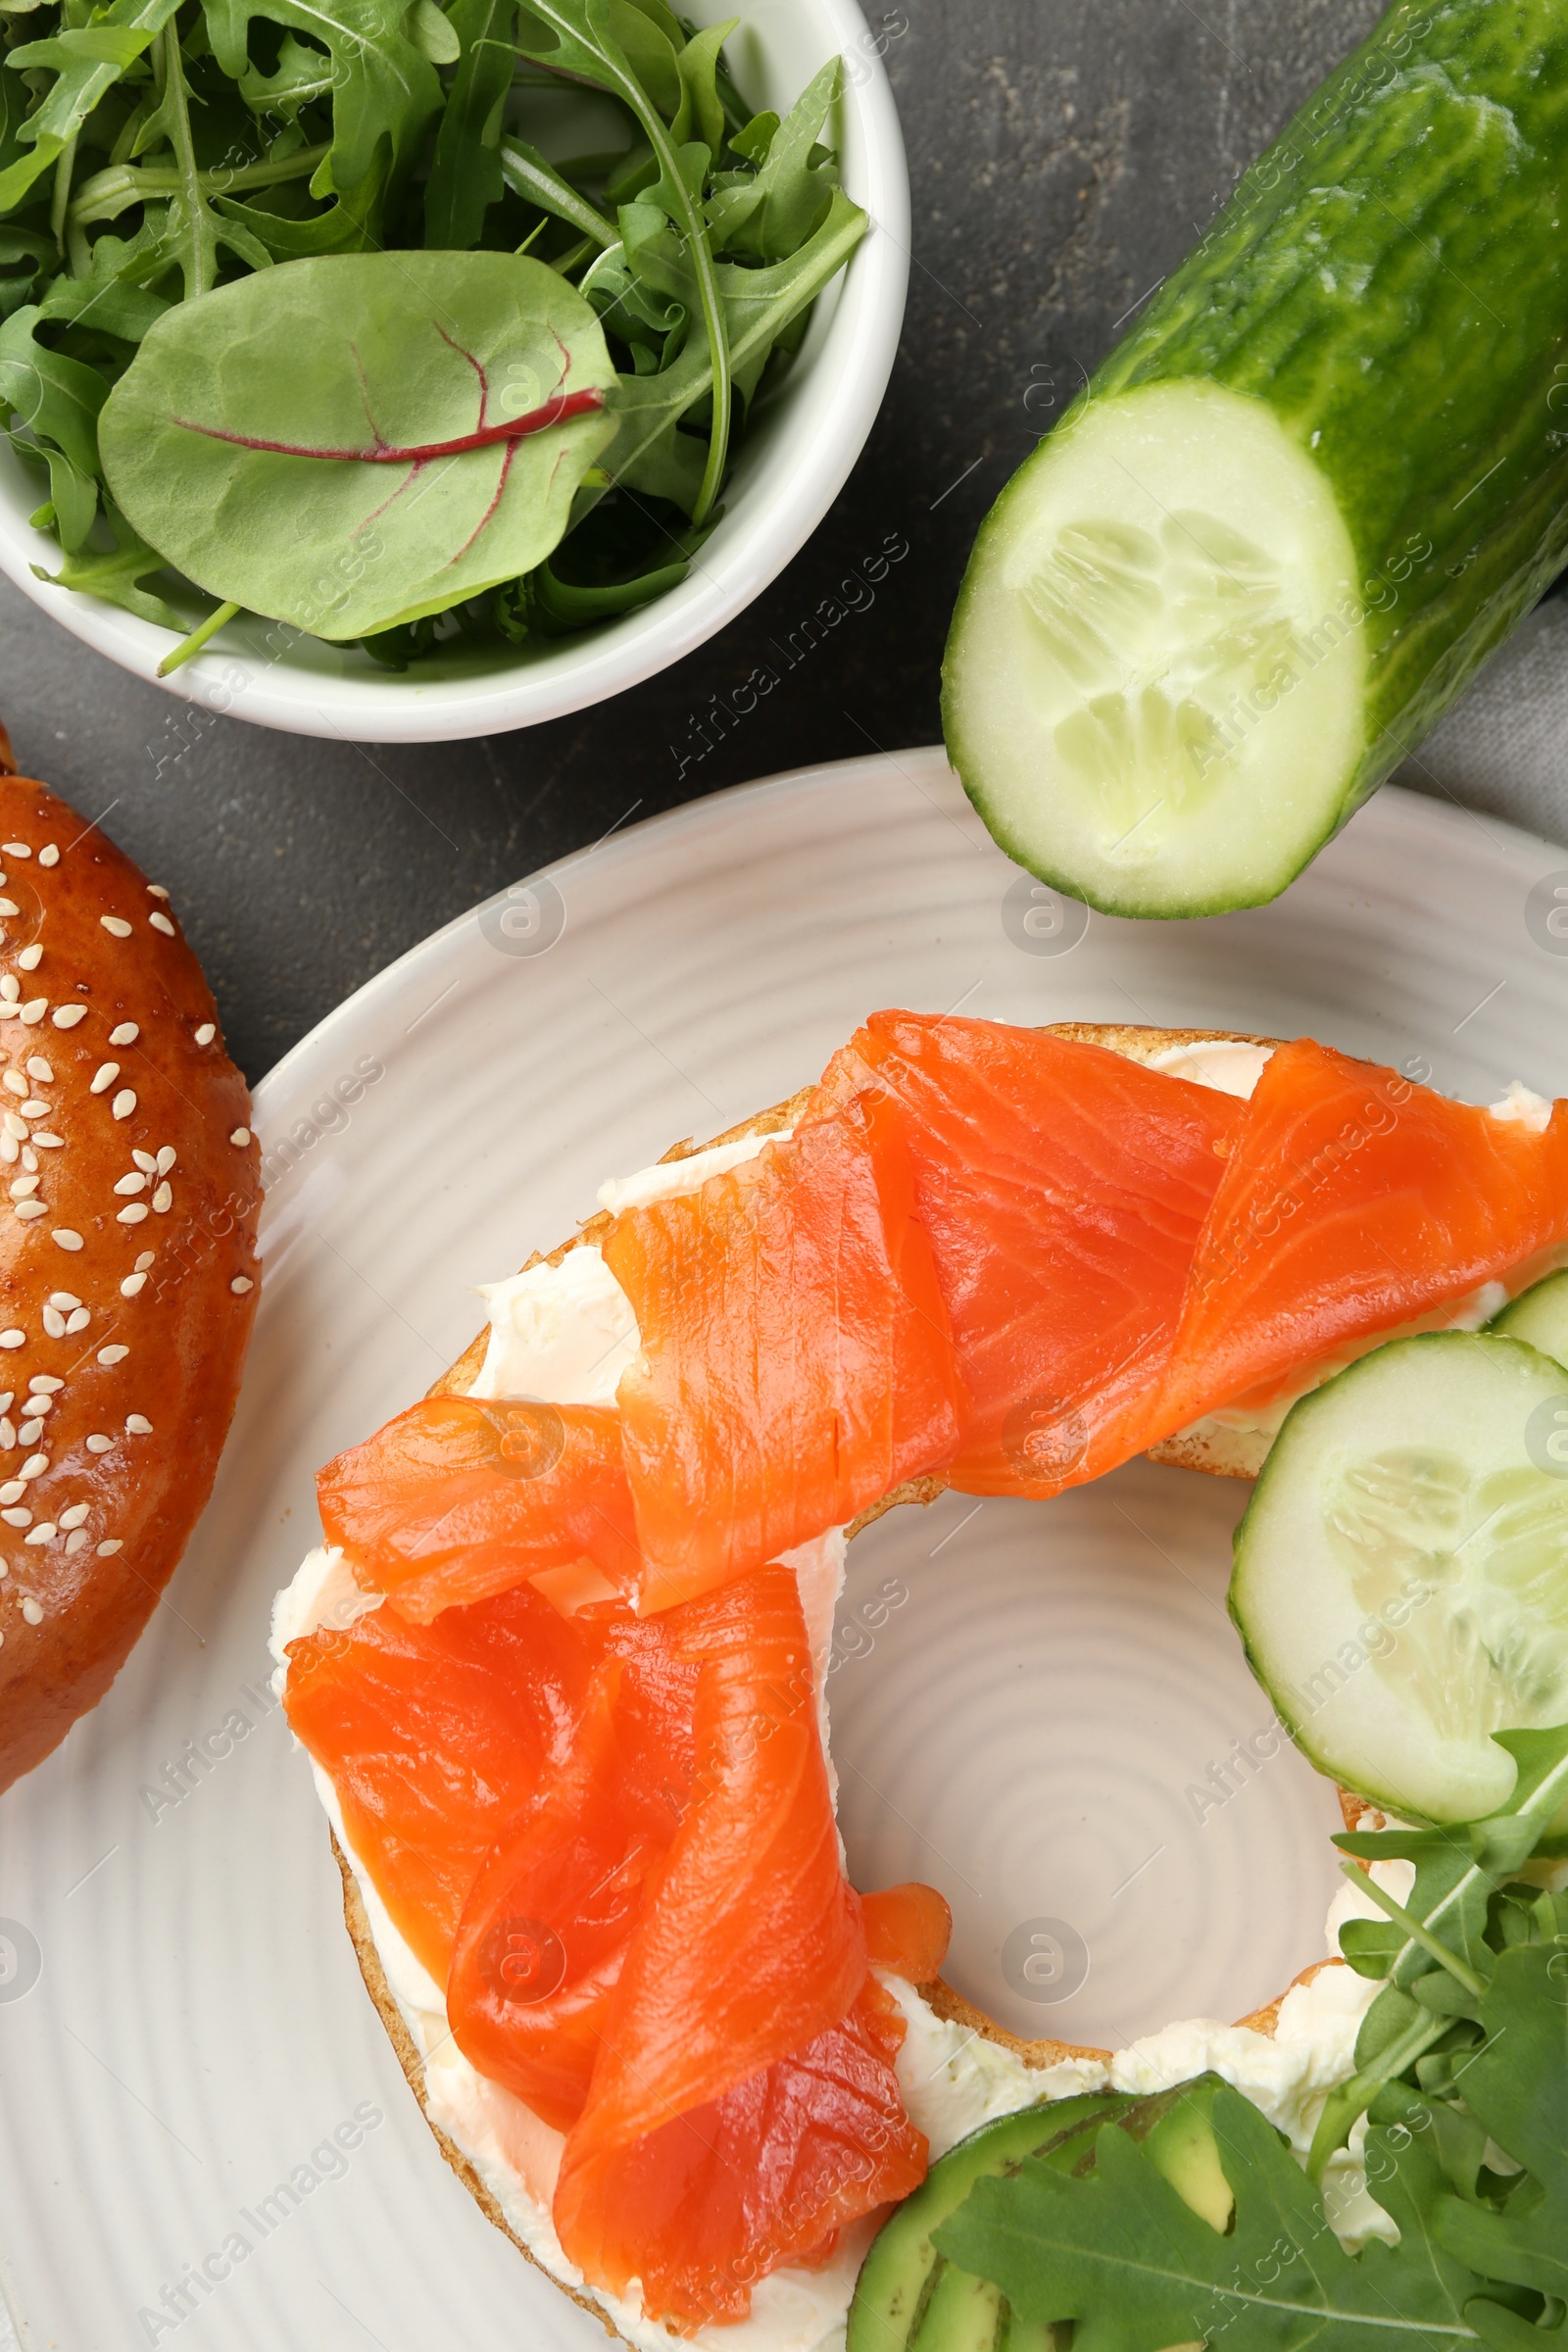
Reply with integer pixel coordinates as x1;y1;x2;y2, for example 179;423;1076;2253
830;1458;1345;2052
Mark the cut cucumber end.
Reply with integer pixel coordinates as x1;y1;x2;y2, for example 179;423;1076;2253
942;380;1367;917
1230;1333;1568;1826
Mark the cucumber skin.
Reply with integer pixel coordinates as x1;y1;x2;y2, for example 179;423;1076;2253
945;0;1568;912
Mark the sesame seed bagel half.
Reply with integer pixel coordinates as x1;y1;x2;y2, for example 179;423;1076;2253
0;756;261;1793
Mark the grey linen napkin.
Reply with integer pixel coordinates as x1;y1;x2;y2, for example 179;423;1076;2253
1398;597;1568;849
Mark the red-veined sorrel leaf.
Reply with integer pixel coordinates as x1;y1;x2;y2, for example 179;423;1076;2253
98;251;617;638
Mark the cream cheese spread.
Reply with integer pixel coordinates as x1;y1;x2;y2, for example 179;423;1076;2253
274;1072;1549;2346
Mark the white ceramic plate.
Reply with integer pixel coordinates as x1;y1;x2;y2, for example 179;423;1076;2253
2;753;1566;2349
0;0;908;743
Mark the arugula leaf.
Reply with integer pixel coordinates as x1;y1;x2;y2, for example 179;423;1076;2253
1432;1938;1568;2304
32;499;184;625
517;0;731;519
1307;1725;1568;2179
597;185;865;512
936;2086;1487;2352
202;0;443;208
424;0;517;248
124;24;272;298
707;58;841;259
670;16;734;154
0;301;108;497
99;248;616;634
0;0;180;213
499;134;616;248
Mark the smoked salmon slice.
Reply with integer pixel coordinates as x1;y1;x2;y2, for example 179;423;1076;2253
554;1564;923;2327
1153;1039;1568;1439
807;1013;1244;1493
317;1394;642;1622
284;1583;603;1985
553;1977;926;2329
603;1097;964;1609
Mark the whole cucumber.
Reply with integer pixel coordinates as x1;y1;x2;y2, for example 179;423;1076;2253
944;1;1568;916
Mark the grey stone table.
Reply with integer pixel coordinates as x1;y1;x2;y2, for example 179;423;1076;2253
0;0;1557;1082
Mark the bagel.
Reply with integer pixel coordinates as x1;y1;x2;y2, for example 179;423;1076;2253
0;742;261;1791
272;1016;1517;2346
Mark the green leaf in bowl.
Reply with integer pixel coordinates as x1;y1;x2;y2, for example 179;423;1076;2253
98;249;618;638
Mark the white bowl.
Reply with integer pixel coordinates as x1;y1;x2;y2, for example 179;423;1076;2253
0;0;908;744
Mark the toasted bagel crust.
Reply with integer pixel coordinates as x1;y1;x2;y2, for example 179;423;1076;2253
0;770;261;1791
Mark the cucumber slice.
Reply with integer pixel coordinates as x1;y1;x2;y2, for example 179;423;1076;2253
944;1;1568;917
848;2092;1129;2352
1230;1333;1568;1823
1488;1269;1568;1372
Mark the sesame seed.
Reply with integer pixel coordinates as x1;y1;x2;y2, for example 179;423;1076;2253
149;913;174;937
29;1134;61;1149
37;846;57;868
151;1183;171;1214
230;1127;251;1148
113;1172;145;1197
148;884;169;899
98;1346;128;1366
0;902;17;918
51;1229;81;1251
130;1152;155;1177
0;978;17;1004
120;1272;146;1298
0;1484;22;1506
0;1508;26;1528
19;1002;45;1025
21;1599;42;1623
124;1414;151;1435
18;1454;45;1480
89;1063;119;1095
25;1395;51;1415
58;1503;88;1529
9;1177;36;1200
46;1296;76;1314
116;1204;149;1225
96;1539;122;1555
39;1308;62;1338
21;1148;35;1173
24;1525;54;1545
50;1005;85;1029
64;1307;87;1334
84;1435;112;1454
1;1076;23;1100
0;1332;23;1350
100;916;131;939
18;1100;45;1118
3;1113;24;1142
111;1090;135;1120
30;1378;62;1394
25;1059;50;1083
134;1250;154;1271
194;1023;216;1046
0;1426;13;1452
64;1530;86;1554
12;1201;45;1222
16;946;40;973
230;1276;254;1295
2;845;27;859
0;1139;17;1168
108;1023;137;1047
0;1395;14;1413
18;1422;40;1446
155;1146;175;1173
